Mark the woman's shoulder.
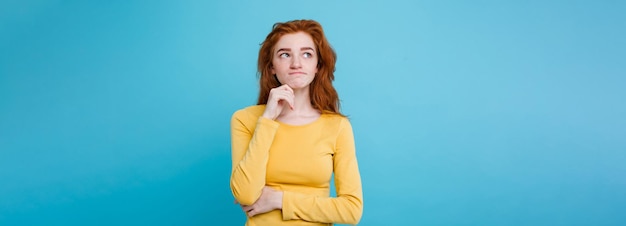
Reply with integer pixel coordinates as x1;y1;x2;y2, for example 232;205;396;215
236;105;266;114
232;105;266;120
320;112;351;126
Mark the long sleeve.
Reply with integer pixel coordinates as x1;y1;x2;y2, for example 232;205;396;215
281;118;363;224
230;109;280;205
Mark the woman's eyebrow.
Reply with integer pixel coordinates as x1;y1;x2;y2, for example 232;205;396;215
276;47;315;53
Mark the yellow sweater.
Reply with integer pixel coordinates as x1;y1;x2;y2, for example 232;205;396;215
230;105;363;225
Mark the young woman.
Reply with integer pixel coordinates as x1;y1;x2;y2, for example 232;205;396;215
230;19;363;225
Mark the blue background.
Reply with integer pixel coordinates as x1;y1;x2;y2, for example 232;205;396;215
1;1;625;225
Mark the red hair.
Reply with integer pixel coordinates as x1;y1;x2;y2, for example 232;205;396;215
256;19;342;115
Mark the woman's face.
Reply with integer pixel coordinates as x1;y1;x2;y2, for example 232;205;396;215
271;32;318;90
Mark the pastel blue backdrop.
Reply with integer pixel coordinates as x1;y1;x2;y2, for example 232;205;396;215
1;1;624;225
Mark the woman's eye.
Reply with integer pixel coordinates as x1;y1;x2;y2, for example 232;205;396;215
279;53;290;58
303;52;312;58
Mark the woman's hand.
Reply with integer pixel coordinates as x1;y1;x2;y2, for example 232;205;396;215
262;84;294;120
240;186;283;217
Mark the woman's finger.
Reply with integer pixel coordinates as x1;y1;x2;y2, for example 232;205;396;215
271;89;291;99
281;84;294;94
286;97;294;110
281;92;295;109
277;97;294;110
263;85;296;119
273;91;294;109
271;85;292;99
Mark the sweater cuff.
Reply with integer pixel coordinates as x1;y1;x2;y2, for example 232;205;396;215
257;116;280;129
281;190;296;221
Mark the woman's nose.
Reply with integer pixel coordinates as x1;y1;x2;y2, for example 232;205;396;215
290;56;302;68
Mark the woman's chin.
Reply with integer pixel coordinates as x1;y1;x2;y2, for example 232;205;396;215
287;83;309;90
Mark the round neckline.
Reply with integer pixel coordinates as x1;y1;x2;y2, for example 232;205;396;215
276;114;325;128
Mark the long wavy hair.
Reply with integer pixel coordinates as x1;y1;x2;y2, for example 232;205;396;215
256;19;342;115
